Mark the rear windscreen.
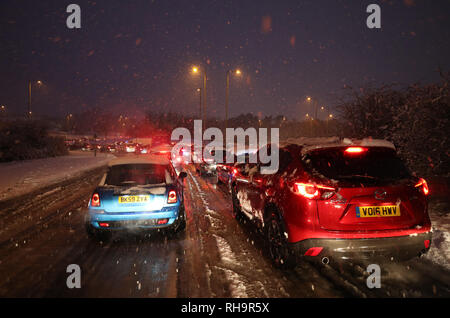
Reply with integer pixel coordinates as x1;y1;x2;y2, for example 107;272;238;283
303;147;410;184
105;164;170;186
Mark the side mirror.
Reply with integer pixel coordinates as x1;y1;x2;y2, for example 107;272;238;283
178;171;188;179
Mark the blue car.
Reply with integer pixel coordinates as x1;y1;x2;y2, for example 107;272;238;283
85;156;187;240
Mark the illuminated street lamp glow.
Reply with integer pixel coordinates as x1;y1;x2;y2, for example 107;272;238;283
235;69;241;75
192;66;199;73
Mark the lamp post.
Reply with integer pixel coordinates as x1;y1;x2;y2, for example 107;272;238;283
327;113;333;135
225;69;241;130
28;80;43;118
192;66;207;130
197;88;202;119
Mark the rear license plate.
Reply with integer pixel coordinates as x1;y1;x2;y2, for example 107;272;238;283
356;205;400;218
118;195;150;203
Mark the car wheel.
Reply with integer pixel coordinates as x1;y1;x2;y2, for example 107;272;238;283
231;187;244;221
170;205;186;235
265;211;296;269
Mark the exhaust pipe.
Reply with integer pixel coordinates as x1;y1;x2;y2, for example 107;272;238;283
321;257;330;265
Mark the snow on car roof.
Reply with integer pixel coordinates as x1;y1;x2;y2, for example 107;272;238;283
108;155;170;166
280;137;395;154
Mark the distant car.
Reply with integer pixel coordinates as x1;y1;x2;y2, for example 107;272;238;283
195;148;218;179
100;144;116;153
85;156;187;240
216;150;238;191
125;143;136;153
81;143;92;151
134;144;145;154
231;139;432;267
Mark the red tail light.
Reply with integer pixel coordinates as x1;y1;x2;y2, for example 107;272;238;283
167;190;177;204
344;147;368;154
232;167;238;176
424;239;430;249
91;193;101;207
415;178;429;195
293;183;336;199
99;222;110;228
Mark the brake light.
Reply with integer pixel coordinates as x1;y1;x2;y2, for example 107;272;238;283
91;193;101;207
415;178;429;196
232;167;238;176
344;147;368;154
293;183;336;199
167;190;177;204
99;222;110;228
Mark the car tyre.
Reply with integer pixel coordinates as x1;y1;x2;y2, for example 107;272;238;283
264;210;296;269
231;187;244;221
169;205;186;236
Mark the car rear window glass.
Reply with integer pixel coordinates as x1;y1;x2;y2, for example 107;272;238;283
303;147;410;183
105;164;171;186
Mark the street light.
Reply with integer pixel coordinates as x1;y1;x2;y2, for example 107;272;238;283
225;68;242;129
192;66;207;128
28;80;43;118
306;96;319;120
327;114;333;135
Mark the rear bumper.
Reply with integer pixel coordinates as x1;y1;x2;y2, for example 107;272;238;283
87;207;180;230
290;232;432;260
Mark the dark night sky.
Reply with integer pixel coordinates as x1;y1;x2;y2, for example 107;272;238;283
0;0;449;120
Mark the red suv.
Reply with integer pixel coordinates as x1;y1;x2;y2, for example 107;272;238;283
231;140;432;267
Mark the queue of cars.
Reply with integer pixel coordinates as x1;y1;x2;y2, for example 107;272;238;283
190;138;432;267
85;137;432;269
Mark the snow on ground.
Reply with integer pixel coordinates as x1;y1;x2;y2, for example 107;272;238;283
187;169;249;297
0;151;115;201
424;199;450;270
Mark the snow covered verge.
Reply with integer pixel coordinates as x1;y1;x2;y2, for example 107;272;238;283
0;151;115;201
424;199;450;271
